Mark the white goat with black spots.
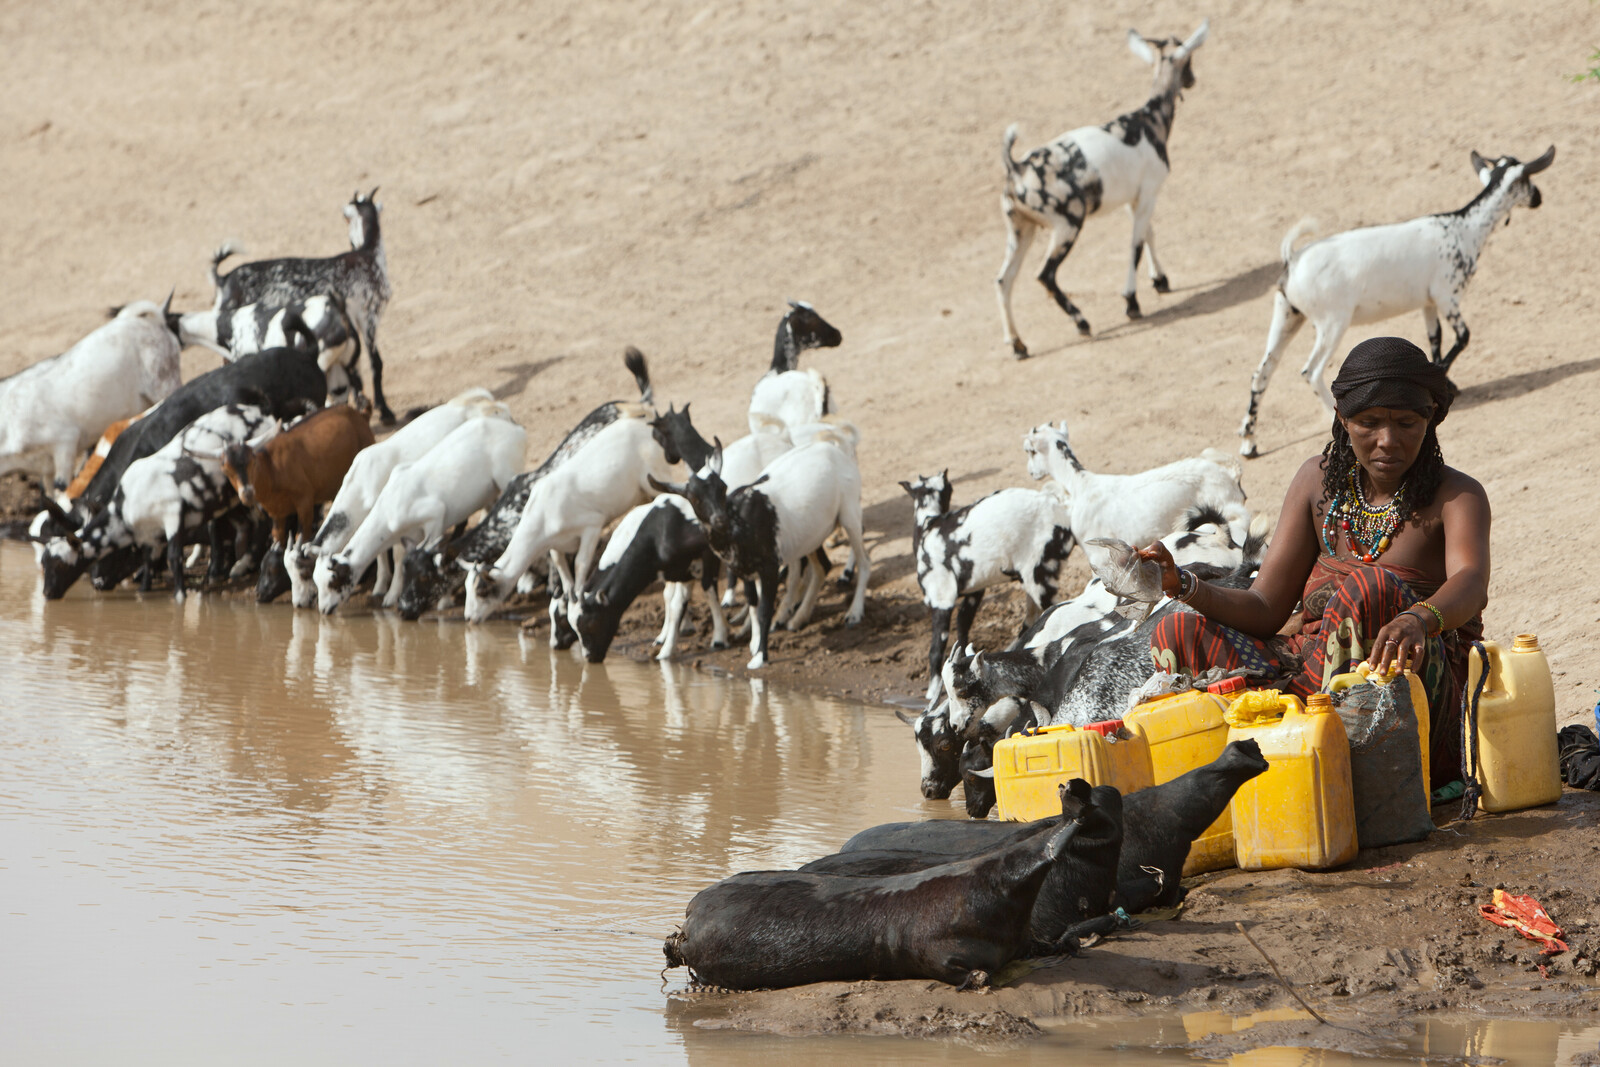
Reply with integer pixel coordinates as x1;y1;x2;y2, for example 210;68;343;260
178;293;365;405
996;20;1208;356
0;297;182;490
1022;418;1250;550
901;471;1074;701
1237;146;1555;457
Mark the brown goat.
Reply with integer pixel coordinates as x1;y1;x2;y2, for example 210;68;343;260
222;405;375;545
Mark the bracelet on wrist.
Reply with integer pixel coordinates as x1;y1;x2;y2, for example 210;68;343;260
1175;567;1199;603
1409;601;1445;635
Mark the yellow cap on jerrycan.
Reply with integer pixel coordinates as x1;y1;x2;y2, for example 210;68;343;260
1227;691;1358;871
992;721;1154;822
1463;635;1562;813
1123;685;1234;875
1327;663;1431;796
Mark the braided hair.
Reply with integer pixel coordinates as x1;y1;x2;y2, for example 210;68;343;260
1319;414;1445;525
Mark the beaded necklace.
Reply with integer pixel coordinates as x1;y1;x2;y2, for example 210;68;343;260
1321;468;1407;563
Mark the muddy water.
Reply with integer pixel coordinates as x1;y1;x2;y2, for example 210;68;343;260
2;541;1595;1066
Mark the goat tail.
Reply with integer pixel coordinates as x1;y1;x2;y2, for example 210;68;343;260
623;345;653;407
208;241;243;293
1279;218;1317;265
1242;512;1274;565
1002;124;1024;184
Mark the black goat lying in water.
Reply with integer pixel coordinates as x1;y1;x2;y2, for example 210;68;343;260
663;782;1089;990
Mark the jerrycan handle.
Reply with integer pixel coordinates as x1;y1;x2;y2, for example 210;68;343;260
1458;640;1492;822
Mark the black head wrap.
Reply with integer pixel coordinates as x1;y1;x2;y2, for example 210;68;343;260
1331;337;1453;425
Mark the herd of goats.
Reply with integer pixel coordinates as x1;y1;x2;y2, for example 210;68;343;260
0;17;1559;992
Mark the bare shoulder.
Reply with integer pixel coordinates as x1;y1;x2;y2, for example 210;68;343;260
1435;466;1489;507
1285;454;1328;503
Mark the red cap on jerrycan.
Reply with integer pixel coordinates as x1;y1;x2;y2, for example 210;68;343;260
1208;677;1246;696
1083;720;1124;737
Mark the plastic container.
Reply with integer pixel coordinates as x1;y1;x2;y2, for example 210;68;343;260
992;720;1154;822
1227;692;1358;871
1123;689;1234;874
1327;664;1430;796
1463;635;1562;813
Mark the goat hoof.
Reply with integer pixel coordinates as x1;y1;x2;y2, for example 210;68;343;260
378;408;397;427
711;640;729;650
1124;295;1142;320
1010;339;1030;359
1239;440;1259;459
1152;275;1171;294
1076;321;1093;337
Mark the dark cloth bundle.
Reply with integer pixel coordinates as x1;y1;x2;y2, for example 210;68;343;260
1333;681;1434;847
1558;725;1600;791
1331;337;1454;423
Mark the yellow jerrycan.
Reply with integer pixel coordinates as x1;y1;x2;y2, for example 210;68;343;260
993;720;1154;822
1463;635;1562;813
1327;663;1430;796
1123;683;1235;875
1227;692;1358;871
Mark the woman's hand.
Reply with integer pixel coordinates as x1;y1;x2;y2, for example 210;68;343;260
1367;609;1428;676
1136;541;1182;598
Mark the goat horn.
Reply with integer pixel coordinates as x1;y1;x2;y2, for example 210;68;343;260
1523;145;1556;175
369;186;380;200
647;475;686;496
970;766;997;779
894;709;918;726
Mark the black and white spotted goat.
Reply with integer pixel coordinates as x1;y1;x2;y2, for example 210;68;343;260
655;433;869;670
570;494;729;663
996;20;1209;356
179;293;365;406
209;189;395;422
747;301;842;433
901;471;1074;702
36;403;273;600
1236;145;1556;457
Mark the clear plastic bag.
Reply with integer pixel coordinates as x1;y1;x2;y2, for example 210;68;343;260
1085;538;1166;602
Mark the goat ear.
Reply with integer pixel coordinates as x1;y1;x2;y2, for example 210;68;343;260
969;766;997;779
594;590;609;607
709;438;724;475
161;288;174;317
1470;150;1491;180
898;480;914;495
647;474;686;496
1523;145;1556;176
1177;18;1208;55
1126;28;1156;64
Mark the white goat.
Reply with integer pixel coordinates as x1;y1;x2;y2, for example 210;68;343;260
1022;419;1250;549
0;298;182;489
747;301;842;433
462;405;673;624
666;434;869;670
997;21;1208;356
1236;146;1555;456
901;471;1074;701
289;388;509;609
315;415;526;614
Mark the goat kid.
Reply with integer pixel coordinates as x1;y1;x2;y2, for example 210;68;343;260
1022;418;1250;549
397;349;655;622
288;387;509;609
997;21;1208;355
462;405;671;627
901;471;1074;701
0;297;182;490
1237;146;1555;457
570;494;729;663
221;404;375;555
38;403;272;600
658;436;868;670
747;301;842;434
209;190;394;422
315;415;526;614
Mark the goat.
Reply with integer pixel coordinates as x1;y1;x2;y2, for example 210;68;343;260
208;190;394;422
1237;146;1555;457
901;471;1074;701
656;436;869;670
996;21;1209;356
1022;418;1250;549
570;495;729;663
747;301;842;433
314;415;526;614
36;403;273;600
287;387;508;609
396;348;654;621
179;293;365;406
220;404;375;556
0;297;182;491
462;405;671;626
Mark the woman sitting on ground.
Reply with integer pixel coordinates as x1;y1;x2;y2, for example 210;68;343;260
1142;337;1488;791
